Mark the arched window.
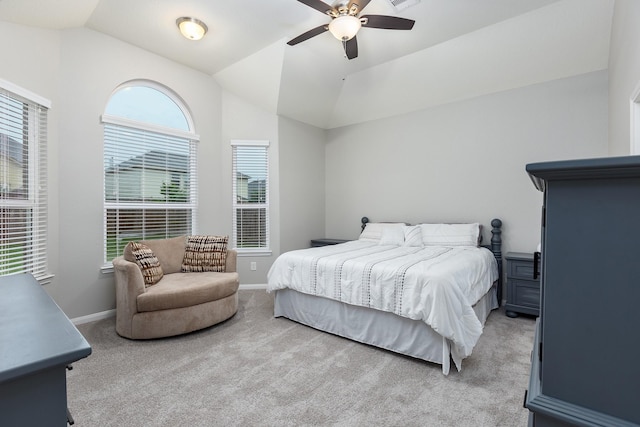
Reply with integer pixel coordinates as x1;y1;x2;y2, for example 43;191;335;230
102;80;198;263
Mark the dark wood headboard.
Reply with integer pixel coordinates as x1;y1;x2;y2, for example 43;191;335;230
360;217;502;255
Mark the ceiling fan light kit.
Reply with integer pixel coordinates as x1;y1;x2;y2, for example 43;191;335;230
288;0;415;60
328;15;361;41
176;17;208;41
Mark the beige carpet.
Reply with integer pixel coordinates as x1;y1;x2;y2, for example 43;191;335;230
68;290;536;426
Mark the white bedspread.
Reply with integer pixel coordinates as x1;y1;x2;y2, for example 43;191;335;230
267;241;498;370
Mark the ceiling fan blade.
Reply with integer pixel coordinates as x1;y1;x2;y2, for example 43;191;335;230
361;15;415;30
348;0;372;14
344;36;358;60
287;24;329;46
297;0;334;15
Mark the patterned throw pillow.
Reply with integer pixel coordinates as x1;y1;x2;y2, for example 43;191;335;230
128;242;164;287
181;235;228;273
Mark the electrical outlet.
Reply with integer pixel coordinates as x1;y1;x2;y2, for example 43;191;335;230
250;262;257;271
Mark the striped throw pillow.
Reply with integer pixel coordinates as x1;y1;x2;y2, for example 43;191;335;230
181;235;228;273
128;242;164;287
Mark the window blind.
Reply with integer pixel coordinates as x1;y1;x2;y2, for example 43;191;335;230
103;121;197;262
231;140;269;251
0;85;49;282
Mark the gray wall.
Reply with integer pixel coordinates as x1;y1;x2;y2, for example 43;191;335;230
55;28;226;318
220;90;281;285
278;116;327;253
0;23;278;318
608;0;640;155
2;3;637;318
325;71;609;260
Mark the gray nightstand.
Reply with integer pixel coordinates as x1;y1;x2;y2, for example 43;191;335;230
504;252;540;318
310;238;349;247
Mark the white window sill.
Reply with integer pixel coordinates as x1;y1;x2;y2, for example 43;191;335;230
36;273;55;286
235;249;272;257
101;263;114;274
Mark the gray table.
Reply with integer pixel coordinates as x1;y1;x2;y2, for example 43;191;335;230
0;273;92;426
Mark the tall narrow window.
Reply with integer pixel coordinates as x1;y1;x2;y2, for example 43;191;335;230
231;140;270;253
103;81;198;264
0;80;50;283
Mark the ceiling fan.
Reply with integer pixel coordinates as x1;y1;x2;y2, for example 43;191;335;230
287;0;415;60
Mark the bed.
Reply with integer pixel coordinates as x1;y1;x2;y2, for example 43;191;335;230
267;218;503;375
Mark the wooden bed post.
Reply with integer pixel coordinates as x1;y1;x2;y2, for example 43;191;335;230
490;218;502;258
361;217;369;232
490;218;503;305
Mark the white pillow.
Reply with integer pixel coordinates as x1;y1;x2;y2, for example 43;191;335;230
378;224;405;246
359;223;405;243
403;225;423;247
420;223;480;247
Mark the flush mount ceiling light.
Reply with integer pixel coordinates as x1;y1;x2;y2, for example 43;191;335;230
176;17;208;41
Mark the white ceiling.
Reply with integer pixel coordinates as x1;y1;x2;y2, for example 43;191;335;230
0;0;614;129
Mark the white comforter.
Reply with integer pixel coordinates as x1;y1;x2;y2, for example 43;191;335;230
267;241;498;370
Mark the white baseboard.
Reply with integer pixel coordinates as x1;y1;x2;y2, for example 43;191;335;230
239;284;267;290
72;309;116;325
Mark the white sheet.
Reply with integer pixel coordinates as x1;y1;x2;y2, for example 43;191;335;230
266;240;498;371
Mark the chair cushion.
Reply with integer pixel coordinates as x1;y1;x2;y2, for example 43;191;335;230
181;235;228;272
126;242;163;287
136;272;239;312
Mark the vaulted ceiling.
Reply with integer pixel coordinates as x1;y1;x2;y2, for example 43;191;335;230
0;0;614;128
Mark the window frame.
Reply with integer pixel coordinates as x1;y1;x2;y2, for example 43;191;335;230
0;78;52;284
231;139;271;256
101;80;199;271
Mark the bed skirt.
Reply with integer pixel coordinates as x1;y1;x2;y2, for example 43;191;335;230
273;284;498;375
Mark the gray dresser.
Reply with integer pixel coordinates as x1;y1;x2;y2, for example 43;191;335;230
524;156;640;426
0;274;92;426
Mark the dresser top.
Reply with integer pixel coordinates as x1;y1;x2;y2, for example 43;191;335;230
0;274;92;382
526;155;640;192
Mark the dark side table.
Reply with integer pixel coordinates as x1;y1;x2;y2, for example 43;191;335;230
504;252;541;317
310;238;349;247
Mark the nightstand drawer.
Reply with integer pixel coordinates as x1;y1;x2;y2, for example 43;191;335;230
508;259;535;280
512;279;540;309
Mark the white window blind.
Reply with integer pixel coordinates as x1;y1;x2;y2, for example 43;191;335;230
103;120;197;262
102;82;198;264
0;83;50;283
231;140;269;252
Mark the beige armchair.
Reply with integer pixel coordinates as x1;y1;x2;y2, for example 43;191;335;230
112;235;239;339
